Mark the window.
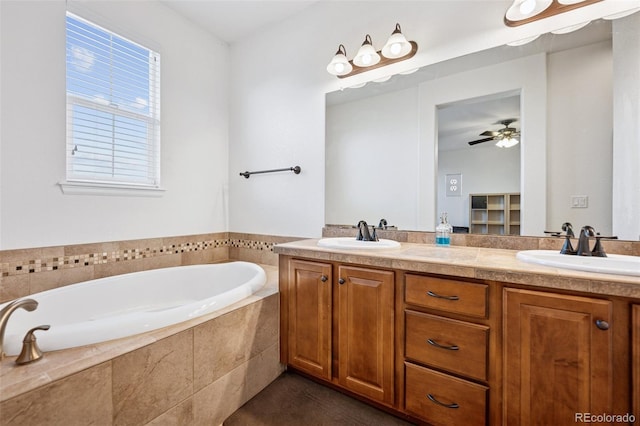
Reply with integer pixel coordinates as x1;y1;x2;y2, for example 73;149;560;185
65;12;161;190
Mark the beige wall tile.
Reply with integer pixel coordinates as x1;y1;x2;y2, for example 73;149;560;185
146;398;194;426
181;247;229;266
94;259;145;279
141;253;182;271
112;330;194;426
192;343;283;426
64;241;120;257
29;266;94;294
0;362;112;425
193;295;279;391
0;275;30;303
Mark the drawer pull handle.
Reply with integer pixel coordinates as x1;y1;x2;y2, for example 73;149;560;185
427;393;459;409
595;319;609;330
427;338;459;351
427;290;459;301
338;278;345;285
320;275;328;282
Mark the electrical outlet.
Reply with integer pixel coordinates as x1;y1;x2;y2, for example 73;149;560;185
571;195;588;208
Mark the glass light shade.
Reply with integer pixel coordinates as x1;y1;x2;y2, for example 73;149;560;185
326;45;353;76
519;0;537;15
603;7;640;20
381;24;412;59
497;137;520;148
353;35;380;67
506;35;540;46
551;21;590;34
557;0;588;4
506;0;552;21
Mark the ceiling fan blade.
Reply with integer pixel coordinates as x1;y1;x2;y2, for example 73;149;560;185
468;137;495;146
480;130;499;137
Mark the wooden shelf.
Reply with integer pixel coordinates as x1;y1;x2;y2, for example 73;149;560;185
469;193;520;235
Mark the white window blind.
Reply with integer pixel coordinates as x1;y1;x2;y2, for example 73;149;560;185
66;12;161;188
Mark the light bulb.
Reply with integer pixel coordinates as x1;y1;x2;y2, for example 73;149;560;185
361;54;372;65
334;63;345;74
390;43;402;55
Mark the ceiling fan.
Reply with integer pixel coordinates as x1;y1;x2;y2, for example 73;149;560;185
468;119;520;147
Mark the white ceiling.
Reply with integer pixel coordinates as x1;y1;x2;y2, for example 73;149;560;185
162;0;320;43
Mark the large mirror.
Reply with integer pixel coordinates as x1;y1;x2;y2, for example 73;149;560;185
326;17;631;238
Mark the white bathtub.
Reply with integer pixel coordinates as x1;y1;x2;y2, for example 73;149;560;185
1;261;266;356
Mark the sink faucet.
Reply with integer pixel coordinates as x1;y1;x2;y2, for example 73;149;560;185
356;220;378;241
576;225;596;256
0;298;38;360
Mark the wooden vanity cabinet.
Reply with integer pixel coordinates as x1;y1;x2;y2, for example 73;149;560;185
403;273;492;426
281;257;396;406
503;288;614;425
633;304;640;420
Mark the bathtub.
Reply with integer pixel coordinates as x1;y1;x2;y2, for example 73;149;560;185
1;261;266;356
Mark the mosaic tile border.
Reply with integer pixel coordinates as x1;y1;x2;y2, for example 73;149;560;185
0;238;258;278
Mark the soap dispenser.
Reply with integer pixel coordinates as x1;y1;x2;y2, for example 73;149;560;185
436;212;452;246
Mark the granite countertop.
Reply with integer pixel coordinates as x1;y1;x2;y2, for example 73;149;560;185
274;239;640;299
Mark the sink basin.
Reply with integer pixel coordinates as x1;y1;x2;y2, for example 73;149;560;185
317;237;401;250
516;250;640;277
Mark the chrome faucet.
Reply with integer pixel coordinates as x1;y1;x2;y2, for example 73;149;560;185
0;298;38;360
356;220;378;241
576;225;596;256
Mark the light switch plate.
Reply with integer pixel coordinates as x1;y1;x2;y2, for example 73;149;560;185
571;195;588;208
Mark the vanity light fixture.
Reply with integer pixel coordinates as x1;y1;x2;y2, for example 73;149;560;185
504;0;602;27
326;44;353;76
327;23;418;79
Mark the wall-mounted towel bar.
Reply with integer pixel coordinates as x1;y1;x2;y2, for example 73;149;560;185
239;166;301;179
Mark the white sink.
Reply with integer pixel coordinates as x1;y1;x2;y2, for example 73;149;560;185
516;250;640;277
317;237;401;250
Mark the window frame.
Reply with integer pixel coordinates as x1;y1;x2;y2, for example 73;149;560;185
61;11;163;196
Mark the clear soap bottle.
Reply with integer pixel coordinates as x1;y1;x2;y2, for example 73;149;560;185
436;212;452;246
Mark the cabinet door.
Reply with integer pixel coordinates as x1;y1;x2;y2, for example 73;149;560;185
287;259;332;380
337;265;395;405
504;288;613;426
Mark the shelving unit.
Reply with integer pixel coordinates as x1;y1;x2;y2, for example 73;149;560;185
469;193;520;235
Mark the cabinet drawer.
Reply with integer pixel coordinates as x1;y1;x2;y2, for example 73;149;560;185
405;274;488;318
405;310;488;381
405;362;487;426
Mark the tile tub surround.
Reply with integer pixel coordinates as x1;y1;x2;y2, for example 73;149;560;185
323;225;640;256
0;232;301;303
0;265;283;425
276;238;640;298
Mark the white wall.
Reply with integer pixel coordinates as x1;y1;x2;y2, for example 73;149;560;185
547;40;613;235
326;87;420;229
0;0;229;249
438;145;521;228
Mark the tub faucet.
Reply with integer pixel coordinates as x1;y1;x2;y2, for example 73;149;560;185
576;225;596;256
0;298;38;361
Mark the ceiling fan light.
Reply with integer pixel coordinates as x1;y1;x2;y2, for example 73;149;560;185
381;24;412;59
353;35;380;67
326;44;353;76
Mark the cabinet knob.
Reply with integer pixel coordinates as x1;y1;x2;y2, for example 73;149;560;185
320;275;328;282
427;393;459;409
595;319;610;330
338;278;345;285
